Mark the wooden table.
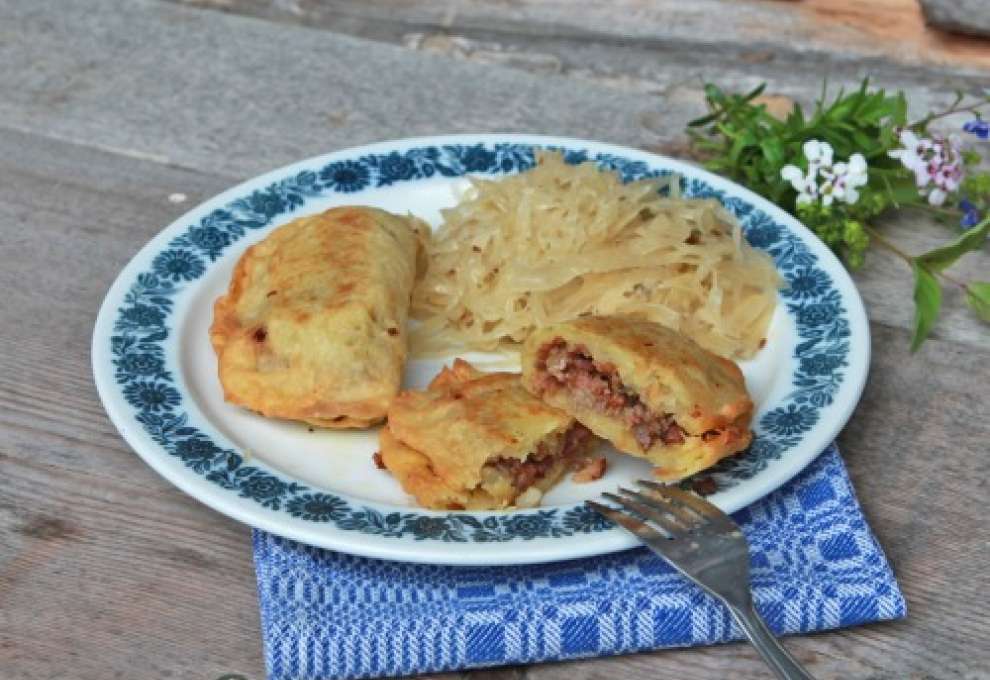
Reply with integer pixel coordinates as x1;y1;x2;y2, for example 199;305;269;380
2;1;988;678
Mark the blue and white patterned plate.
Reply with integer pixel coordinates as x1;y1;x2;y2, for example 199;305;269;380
92;135;869;566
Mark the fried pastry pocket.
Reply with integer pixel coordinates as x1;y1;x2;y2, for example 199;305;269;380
379;359;598;510
522;316;753;481
210;206;423;428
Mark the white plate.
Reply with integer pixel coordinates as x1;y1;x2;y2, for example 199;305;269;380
92;135;869;565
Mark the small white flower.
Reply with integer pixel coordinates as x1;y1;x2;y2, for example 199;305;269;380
889;129;931;188
820;177;841;205
803;139;834;168
783;142;868;209
827;153;869;205
893;128;920;152
846;153;868;183
781;164;818;205
780;164;804;187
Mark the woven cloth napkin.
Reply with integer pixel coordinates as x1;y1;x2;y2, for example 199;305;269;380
252;443;906;680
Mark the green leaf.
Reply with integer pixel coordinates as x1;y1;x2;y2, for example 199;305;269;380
849;129;878;151
916;218;990;273
687;84;727;127
910;262;942;351
963;170;990;198
688;109;721;128
704;82;726;102
965;282;990;322
891;92;908;126
759;138;784;169
741;82;767;103
882;177;925;207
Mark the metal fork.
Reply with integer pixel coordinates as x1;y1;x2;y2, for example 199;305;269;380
588;482;815;680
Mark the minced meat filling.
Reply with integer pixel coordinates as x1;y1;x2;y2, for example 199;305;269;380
488;422;593;490
534;338;687;451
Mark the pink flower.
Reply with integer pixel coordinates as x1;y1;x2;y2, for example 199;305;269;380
888;129;964;207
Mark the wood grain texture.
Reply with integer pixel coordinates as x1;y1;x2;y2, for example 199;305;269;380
167;0;990;123
171;0;990;72
0;129;265;680
0;0;675;179
0;0;988;679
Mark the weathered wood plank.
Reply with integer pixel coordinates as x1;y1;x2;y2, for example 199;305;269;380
158;0;990;142
2;0;984;184
1;453;268;680
0;0;677;178
171;0;990;73
1;123;989;678
161;1;990;181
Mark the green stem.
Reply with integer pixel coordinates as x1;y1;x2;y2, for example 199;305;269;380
911;98;989;128
863;225;968;289
938;270;967;290
864;224;912;260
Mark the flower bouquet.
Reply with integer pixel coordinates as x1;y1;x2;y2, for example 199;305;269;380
687;81;990;349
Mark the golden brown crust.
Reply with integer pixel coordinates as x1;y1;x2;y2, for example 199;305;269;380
521;316;753;481
380;359;589;509
209;206;422;428
379;427;491;510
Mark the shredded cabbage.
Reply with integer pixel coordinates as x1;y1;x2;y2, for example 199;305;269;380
411;151;779;359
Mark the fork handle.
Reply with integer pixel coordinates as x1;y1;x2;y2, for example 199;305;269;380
728;602;815;680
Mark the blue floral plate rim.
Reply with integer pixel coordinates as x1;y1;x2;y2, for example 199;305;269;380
92;134;870;565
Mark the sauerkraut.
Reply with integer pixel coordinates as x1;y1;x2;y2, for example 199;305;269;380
411;151;779;359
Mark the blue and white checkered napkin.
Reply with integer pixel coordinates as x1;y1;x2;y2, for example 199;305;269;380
253;444;906;680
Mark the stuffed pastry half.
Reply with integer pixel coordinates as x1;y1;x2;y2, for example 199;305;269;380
210;206;423;428
522;316;753;481
379;359;600;510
